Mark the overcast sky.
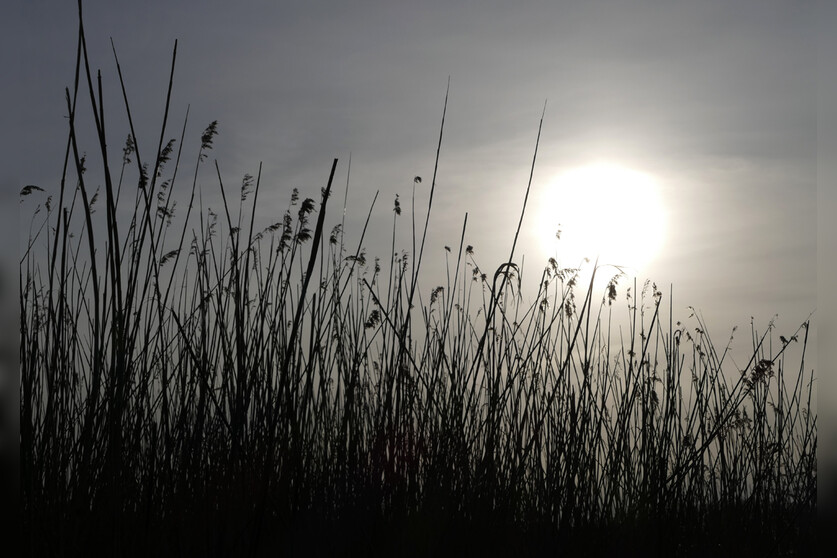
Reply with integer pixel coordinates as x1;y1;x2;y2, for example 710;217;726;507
9;0;821;372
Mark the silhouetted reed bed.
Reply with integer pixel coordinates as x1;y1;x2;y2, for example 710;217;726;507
21;6;816;557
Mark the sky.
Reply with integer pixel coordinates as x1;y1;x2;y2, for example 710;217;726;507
5;0;837;508
8;2;831;375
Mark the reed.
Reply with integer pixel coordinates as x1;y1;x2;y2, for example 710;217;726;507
20;4;816;556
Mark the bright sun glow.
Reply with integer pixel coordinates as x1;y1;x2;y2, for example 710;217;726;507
535;163;667;277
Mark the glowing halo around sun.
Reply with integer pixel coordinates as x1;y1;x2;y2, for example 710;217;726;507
535;163;667;278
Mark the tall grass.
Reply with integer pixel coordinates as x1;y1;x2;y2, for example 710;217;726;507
21;4;816;557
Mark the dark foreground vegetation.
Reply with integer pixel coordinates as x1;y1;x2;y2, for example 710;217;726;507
21;4;816;556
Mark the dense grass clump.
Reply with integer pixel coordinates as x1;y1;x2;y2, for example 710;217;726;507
21;7;816;557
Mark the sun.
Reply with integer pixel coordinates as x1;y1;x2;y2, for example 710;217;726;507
535;163;666;277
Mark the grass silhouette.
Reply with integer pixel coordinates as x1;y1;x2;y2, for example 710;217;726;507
20;3;816;557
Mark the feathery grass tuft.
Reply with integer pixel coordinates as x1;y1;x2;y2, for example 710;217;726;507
20;5;816;557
